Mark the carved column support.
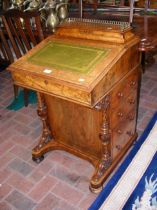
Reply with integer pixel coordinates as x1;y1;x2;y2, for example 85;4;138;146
98;107;112;174
90;95;112;192
33;92;52;153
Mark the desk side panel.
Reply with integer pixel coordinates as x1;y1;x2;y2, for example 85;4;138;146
45;95;102;160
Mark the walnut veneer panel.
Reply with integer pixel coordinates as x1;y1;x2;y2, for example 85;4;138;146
45;95;102;160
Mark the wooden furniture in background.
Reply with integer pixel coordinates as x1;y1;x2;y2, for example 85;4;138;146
70;0;127;18
132;15;157;71
1;9;44;106
0;0;10;10
136;0;157;9
0;25;13;69
8;18;141;192
75;6;157;71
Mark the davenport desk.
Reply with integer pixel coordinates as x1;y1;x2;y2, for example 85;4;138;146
7;18;141;192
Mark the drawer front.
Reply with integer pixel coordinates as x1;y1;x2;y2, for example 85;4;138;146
110;68;138;129
110;99;137;129
110;81;125;109
110;68;138;110
12;71;91;106
109;68;139;159
112;109;136;159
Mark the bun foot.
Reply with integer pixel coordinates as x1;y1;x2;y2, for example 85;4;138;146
89;182;103;193
32;155;44;163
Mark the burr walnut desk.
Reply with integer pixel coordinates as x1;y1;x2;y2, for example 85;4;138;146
7;18;141;192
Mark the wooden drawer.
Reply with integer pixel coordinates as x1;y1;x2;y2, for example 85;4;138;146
110;68;138;110
110;69;138;129
110;101;136;131
12;71;91;106
110;106;126;128
112;109;137;159
110;81;125;109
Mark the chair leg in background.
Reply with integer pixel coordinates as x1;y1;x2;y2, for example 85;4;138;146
24;88;29;107
14;84;19;99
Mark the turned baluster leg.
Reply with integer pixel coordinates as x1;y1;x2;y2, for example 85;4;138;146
90;95;112;192
99;110;112;173
32;92;52;163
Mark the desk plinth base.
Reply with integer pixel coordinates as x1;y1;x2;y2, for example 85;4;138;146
32;133;137;193
32;92;137;193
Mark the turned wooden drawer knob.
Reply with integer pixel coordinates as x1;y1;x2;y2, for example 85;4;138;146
128;98;135;104
128;114;134;120
117;112;123;118
117;92;124;98
130;81;136;87
126;131;133;136
117;129;123;134
116;145;122;150
44;80;48;85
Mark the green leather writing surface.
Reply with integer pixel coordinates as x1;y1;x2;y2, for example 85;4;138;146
28;41;109;73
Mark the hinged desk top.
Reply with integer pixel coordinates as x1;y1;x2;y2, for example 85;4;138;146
7;19;140;107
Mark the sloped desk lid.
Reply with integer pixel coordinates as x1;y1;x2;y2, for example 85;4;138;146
8;34;139;107
27;41;109;74
10;36;123;90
